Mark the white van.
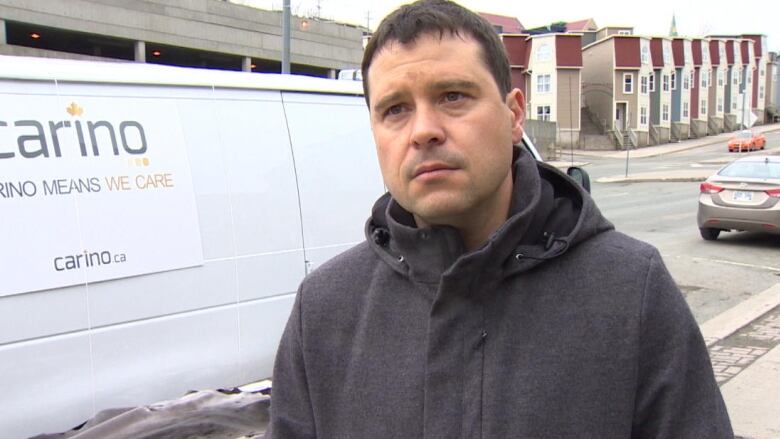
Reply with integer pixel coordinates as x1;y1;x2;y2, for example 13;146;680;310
0;55;385;438
0;55;564;439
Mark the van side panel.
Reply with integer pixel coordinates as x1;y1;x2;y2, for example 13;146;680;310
0;334;94;438
282;92;384;272
0;60;382;438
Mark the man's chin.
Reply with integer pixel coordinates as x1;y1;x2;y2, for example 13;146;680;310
408;201;469;229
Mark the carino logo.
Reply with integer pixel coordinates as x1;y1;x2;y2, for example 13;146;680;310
53;249;127;272
0;102;148;159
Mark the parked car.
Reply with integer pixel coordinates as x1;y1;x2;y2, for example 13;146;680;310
697;155;780;240
727;130;766;152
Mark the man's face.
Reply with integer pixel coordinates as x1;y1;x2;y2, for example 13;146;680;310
367;33;525;228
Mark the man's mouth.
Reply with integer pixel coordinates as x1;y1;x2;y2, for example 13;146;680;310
412;162;457;179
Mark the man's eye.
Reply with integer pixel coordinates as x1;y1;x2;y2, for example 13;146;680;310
386;105;404;116
444;92;463;102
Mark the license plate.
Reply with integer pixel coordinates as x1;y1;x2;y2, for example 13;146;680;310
733;191;753;201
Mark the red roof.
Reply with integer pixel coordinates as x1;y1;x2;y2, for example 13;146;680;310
566;18;596;32
615;37;641;68
478;12;524;33
502;34;530;66
691;39;703;65
709;40;720;64
650;38;665;68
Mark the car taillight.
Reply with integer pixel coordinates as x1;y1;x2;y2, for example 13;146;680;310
766;188;780;198
700;182;724;194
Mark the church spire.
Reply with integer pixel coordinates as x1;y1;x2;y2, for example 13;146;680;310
669;13;678;37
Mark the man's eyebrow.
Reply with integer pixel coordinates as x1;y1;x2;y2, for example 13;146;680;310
372;91;405;114
427;79;480;93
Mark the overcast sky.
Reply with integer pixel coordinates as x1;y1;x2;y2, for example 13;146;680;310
238;0;776;51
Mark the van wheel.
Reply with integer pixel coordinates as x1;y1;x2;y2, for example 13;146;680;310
699;227;720;240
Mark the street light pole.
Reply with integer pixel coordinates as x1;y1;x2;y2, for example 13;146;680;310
282;0;290;74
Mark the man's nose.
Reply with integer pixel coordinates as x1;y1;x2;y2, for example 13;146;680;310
410;104;445;148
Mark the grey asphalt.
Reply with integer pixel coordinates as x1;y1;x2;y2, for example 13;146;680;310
552;123;780;438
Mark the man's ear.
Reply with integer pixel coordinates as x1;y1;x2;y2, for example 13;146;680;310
506;88;525;144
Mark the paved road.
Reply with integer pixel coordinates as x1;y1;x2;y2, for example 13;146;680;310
578;130;780;323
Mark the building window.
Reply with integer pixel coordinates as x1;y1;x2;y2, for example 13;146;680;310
537;74;551;93
717;97;723;112
683;101;689;118
671;72;677;90
649;73;655;92
624;73;634;94
663;46;671;64
718;69;724;86
640;106;648;125
536;105;551;121
733;73;738;86
641;45;650;64
641;76;648;94
618;30;632;35
662;74;670;92
760;67;765;78
700;71;708;88
701;100;707;115
683;73;689;90
536;44;551;61
702;46;710;63
759;85;765;100
732;102;737;111
662;104;669;121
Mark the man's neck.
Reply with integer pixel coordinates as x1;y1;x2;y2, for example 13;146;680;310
414;174;514;252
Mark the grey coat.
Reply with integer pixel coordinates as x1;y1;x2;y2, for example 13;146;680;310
267;147;732;438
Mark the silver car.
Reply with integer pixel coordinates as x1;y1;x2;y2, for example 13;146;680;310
697;155;780;240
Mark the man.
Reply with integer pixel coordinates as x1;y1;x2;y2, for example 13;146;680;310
267;1;732;437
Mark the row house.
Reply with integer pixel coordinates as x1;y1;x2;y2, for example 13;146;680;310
743;35;769;122
706;39;729;133
671;38;693;140
771;52;780;120
502;34;531;97
740;38;756;127
582;35;653;147
505;33;583;146
722;39;742;130
690;38;712;138
649;37;673;144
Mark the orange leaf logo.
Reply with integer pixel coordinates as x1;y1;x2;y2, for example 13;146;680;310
66;102;84;117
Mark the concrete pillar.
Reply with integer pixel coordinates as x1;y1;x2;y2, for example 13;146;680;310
242;57;252;72
134;41;146;63
0;19;6;45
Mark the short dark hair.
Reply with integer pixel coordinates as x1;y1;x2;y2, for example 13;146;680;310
361;0;512;106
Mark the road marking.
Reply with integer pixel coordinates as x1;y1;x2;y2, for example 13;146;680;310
693;257;780;272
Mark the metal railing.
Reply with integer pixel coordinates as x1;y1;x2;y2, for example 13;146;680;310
611;126;625;149
628;127;638;148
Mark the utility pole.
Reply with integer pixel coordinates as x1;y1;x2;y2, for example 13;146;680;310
282;0;290;74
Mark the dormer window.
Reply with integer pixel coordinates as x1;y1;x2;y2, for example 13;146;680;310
536;44;551;61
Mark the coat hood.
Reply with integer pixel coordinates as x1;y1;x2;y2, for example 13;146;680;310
365;147;614;283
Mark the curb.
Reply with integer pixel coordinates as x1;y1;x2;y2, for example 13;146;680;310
700;283;780;347
596;175;709;183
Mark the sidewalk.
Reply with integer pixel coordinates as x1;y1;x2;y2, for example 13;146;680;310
545;123;780;183
699;282;780;439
